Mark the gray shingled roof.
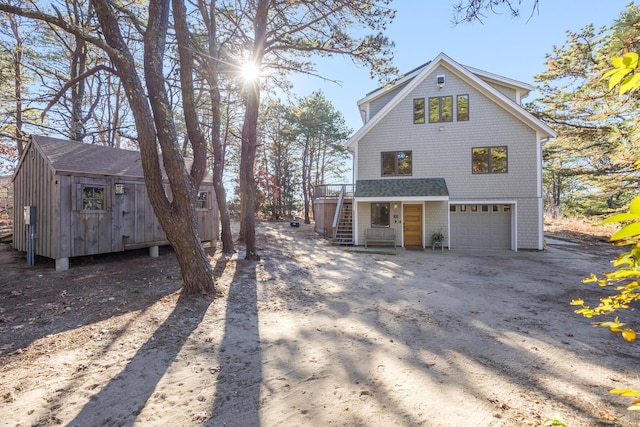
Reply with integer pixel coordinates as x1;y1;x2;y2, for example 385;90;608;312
34;135;147;177
354;178;449;198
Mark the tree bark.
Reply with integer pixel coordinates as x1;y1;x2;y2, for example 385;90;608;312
238;0;269;260
93;0;214;295
198;0;234;254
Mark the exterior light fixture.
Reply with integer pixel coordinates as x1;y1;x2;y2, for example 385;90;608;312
437;75;445;89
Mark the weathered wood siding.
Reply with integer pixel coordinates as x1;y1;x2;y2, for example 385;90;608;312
13;144;57;258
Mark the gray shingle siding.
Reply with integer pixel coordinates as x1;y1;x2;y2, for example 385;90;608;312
354;63;543;250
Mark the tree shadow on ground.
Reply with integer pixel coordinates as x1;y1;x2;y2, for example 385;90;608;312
0;245;183;356
64;291;211;426
208;258;262;425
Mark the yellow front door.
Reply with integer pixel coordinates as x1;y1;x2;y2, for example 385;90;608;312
403;204;422;247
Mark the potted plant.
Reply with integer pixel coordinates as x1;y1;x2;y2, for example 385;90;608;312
431;230;444;250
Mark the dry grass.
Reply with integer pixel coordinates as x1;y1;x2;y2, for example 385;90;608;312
544;216;617;245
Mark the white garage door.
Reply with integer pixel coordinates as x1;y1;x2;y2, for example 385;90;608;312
450;204;512;249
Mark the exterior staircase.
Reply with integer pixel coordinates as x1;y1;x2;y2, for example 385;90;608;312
333;200;353;245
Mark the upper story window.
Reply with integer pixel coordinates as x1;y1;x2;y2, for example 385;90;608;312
382;151;412;176
196;191;209;209
457;94;469;121
82;186;105;210
413;98;425;124
472;146;508;173
429;96;453;123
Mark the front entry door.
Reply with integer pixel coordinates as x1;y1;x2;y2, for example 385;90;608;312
403;204;423;247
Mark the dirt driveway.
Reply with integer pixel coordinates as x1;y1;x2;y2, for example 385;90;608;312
0;222;638;426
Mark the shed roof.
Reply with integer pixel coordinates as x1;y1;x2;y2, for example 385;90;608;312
33;135;147;177
354;178;449;198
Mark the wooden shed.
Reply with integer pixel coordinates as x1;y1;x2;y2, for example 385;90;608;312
12;135;218;270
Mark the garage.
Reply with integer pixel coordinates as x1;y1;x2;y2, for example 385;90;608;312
450;204;512;249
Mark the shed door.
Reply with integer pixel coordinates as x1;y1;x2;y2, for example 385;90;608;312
112;183;136;251
403;204;423;247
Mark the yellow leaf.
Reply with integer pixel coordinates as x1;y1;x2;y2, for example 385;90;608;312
611;55;626;68
602;212;640;224
583;273;598;283
622;52;639;68
609;68;633;90
629;195;640;214
611;222;640;241
570;299;584;306
620;72;640;94
611;389;640;396
622;329;637;342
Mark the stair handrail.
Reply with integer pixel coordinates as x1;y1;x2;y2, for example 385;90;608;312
332;185;346;239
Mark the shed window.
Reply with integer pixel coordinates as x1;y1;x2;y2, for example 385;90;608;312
83;186;105;210
196;191;208;209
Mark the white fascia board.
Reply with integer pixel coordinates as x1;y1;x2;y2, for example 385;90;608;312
356;196;449;202
463;66;534;94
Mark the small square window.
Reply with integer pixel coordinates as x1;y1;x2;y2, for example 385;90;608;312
82;186;105;210
492;205;499;212
503;205;511;213
459;205;467;212
481;205;489;212
115;183;125;195
196;191;208;209
470;205;478;213
381;151;412;176
449;205;457;212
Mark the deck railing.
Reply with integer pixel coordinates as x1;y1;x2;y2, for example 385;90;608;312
314;183;354;200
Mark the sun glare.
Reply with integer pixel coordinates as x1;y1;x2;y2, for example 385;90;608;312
240;62;260;82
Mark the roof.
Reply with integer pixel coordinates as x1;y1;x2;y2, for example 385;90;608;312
33;135;146;177
354;178;449;198
14;135;209;182
347;52;556;150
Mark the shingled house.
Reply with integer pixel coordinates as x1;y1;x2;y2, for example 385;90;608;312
12;135;218;270
315;53;556;250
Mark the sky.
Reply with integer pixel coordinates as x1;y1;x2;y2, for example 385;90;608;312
290;0;635;136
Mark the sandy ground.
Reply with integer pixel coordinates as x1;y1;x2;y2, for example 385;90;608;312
0;221;639;426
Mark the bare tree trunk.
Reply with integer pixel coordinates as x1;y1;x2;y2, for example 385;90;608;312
198;0;234;254
238;0;269;260
9;14;25;156
93;0;214;295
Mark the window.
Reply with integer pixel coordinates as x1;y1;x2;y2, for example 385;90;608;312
371;203;390;228
413;98;425;124
82;186;105;210
196;191;208;209
457;94;469;121
470;205;478;212
429;96;453;123
449;205;456;212
381;151;412;176
472;146;508;173
481;204;489;212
